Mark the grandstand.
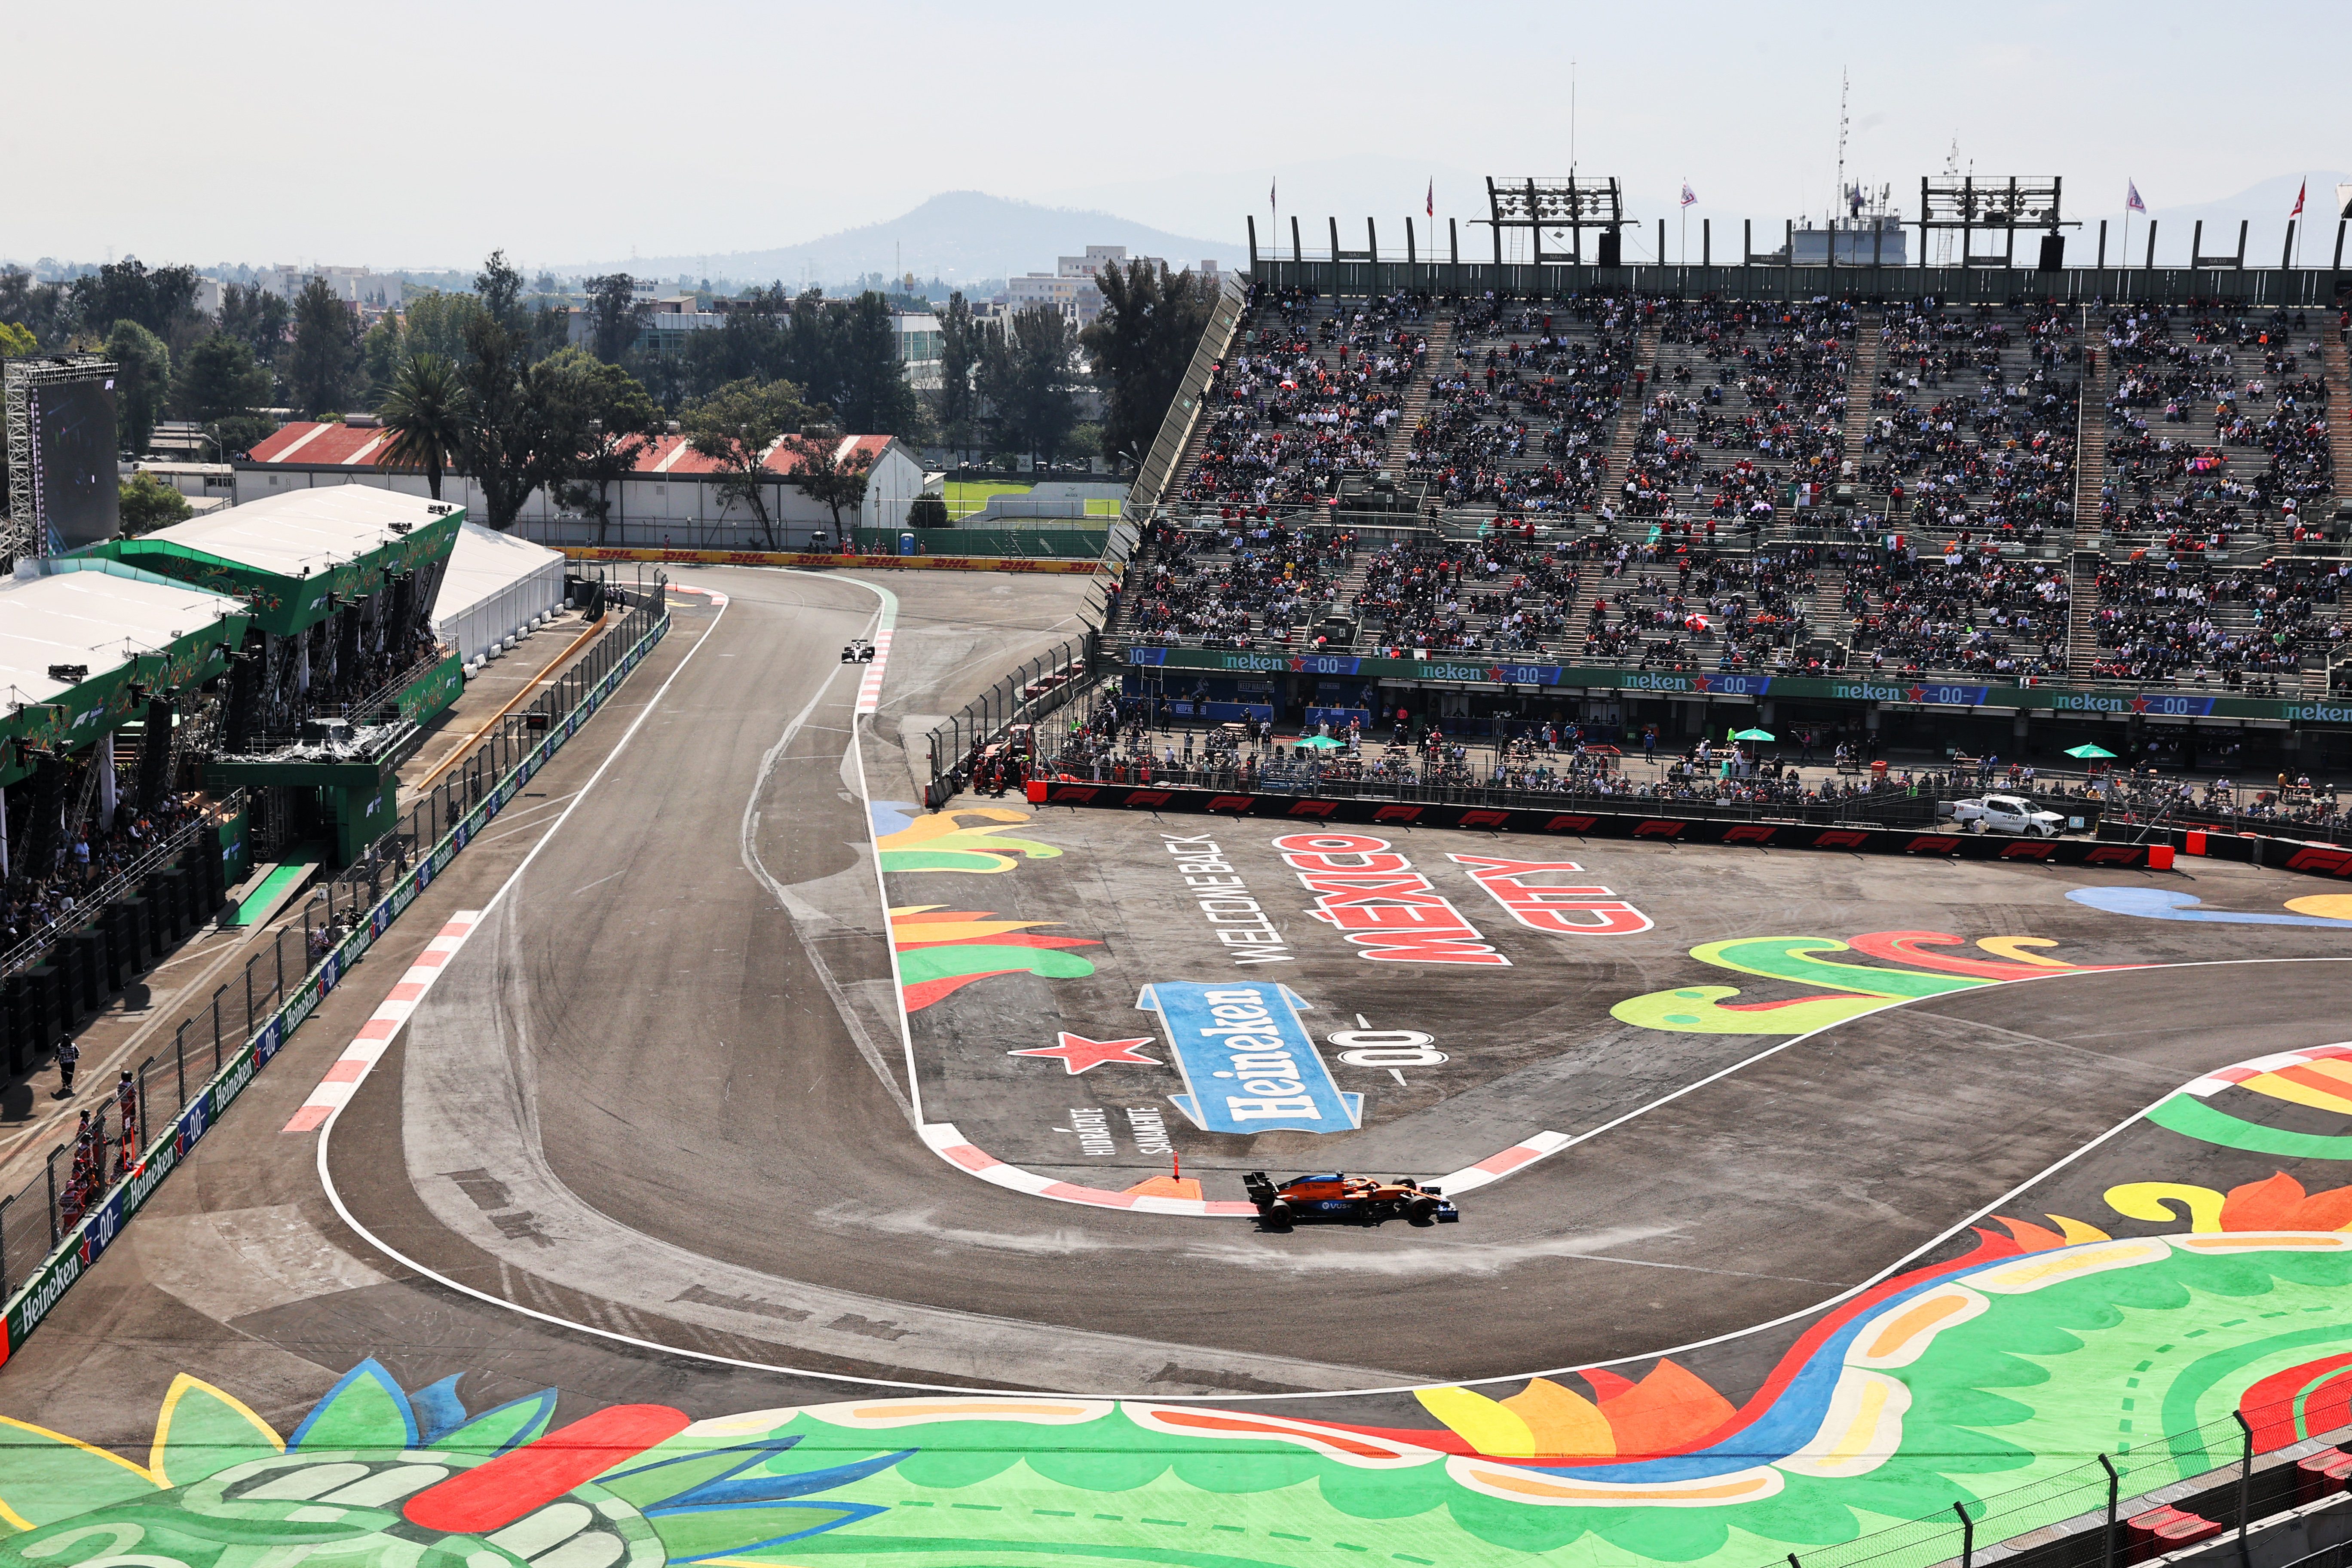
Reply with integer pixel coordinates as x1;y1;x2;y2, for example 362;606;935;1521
1109;228;2352;772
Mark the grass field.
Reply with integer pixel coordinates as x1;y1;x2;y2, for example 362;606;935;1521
942;483;1124;520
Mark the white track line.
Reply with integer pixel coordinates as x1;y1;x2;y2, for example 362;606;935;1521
282;916;483;1133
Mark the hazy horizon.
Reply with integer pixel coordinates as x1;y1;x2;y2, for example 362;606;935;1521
12;0;2346;275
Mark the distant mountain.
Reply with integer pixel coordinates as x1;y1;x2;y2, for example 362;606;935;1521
556;192;1234;289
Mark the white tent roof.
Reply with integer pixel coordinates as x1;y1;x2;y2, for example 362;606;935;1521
0;569;247;708
135;487;451;578
432;521;565;625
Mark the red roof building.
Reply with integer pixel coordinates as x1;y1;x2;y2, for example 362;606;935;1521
237;423;929;550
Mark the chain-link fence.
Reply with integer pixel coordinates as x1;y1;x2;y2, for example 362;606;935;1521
0;582;667;1308
1770;1405;2277;1568
921;632;1098;803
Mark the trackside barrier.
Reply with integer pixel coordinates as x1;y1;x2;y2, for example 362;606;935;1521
1024;780;2161;868
558;545;1101;576
0;599;674;1368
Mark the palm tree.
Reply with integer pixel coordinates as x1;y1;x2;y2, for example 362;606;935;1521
377;353;473;500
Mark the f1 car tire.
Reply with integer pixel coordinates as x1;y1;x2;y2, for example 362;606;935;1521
1265;1200;1292;1227
1406;1196;1439;1222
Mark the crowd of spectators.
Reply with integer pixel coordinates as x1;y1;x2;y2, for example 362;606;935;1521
2101;304;2333;548
1635;299;1859;526
1858;300;2081;548
1;790;202;960
1846;549;2071;677
1403;293;1642;515
1119;520;1356;646
1179;287;1432;509
2081;554;2345;684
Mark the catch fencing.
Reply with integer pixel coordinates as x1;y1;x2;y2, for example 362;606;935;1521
0;585;671;1364
921;632;1100;805
1765;1402;2308;1568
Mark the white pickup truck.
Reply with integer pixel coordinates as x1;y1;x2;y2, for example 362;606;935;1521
1941;794;2069;837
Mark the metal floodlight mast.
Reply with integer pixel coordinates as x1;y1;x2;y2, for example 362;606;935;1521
1915;175;2074;269
1483;176;1626;266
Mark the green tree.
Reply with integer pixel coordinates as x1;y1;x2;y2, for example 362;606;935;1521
118;470;193;534
937;291;980;456
401;290;482;364
0;321;35;359
72;259;203;352
977;305;1078;465
107;319;172;454
172;332;271;420
1080;260;1211;470
456;251;562;530
680;377;819;550
361;313;404;402
1;269;70;351
827;291;919;437
530;303;571;363
778;432;877;536
285;276;362;417
584;274;649;364
539;348;658;543
171;332;275;456
217;281;291;371
378;352;474;501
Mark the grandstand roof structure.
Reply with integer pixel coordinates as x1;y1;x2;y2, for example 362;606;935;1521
0;562;251;787
99;487;464;637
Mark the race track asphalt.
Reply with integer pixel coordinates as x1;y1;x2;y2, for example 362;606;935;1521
7;563;2347;1455
348;567;2352;1393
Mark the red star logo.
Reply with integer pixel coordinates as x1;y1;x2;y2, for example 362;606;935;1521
1906;684;1927;704
2129;695;2150;714
1488;665;1505;682
1692;675;1712;692
1010;1033;1161;1075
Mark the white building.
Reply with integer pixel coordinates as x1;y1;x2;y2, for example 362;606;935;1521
246;265;407;307
237;421;929;551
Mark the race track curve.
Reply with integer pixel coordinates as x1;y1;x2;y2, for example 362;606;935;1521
322;565;2352;1399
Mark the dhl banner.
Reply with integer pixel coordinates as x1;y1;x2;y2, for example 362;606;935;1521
561;546;1102;576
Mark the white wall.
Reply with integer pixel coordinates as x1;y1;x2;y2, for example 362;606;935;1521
233;441;927;550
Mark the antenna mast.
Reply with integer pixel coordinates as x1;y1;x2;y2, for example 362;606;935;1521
1835;69;1849;228
1936;135;1961;265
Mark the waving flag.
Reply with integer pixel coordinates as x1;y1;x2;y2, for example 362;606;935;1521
1427;179;1434;218
2126;180;2147;215
1681;182;1698;208
1270;177;1277;216
2291;179;2307;218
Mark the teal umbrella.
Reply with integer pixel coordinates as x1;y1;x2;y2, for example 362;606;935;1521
2064;743;2117;760
1297;735;1347;751
1731;728;1776;742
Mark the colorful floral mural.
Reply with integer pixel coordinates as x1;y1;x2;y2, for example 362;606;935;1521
873;803;1064;875
874;805;1107;1012
12;1213;2352;1568
1611;930;2120;1034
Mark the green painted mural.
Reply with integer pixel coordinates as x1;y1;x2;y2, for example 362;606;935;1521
11;1199;2352;1568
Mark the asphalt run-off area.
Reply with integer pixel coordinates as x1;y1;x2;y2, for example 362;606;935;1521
6;568;2352;1568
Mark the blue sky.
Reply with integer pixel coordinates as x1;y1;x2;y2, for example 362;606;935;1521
12;0;2345;271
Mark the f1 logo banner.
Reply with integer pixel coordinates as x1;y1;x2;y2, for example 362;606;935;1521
1137;981;1363;1135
